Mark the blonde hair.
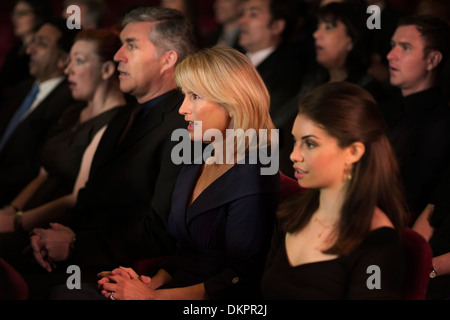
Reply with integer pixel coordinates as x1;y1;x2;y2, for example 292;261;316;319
175;46;276;150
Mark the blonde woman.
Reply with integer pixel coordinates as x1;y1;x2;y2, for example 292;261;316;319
98;47;280;300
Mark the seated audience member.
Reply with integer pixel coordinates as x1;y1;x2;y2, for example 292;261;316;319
238;0;302;124
382;15;450;219
413;164;450;300
10;6;197;299
262;82;408;300
0;29;126;237
94;46;280;301
0;18;79;206
238;0;303;179
0;0;51;101
275;2;382;178
203;0;244;51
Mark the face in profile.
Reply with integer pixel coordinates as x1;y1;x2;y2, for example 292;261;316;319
11;1;38;39
114;21;164;102
387;25;431;95
178;90;232;143
290;114;352;190
238;0;275;53
313;19;353;69
65;40;104;101
26;24;64;81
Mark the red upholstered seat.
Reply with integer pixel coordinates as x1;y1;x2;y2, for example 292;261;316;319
401;228;433;300
279;172;306;201
0;257;28;300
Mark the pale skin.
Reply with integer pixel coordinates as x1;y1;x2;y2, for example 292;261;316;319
387;25;442;97
313;19;353;82
286;115;394;267
238;0;285;53
97;88;234;300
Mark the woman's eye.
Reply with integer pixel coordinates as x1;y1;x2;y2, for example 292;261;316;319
324;22;334;30
305;140;316;149
76;59;84;65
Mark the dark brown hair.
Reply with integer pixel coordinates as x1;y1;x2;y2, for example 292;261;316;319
317;2;370;76
278;82;407;255
74;28;121;63
398;14;450;71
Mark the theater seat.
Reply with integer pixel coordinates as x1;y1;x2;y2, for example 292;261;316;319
280;172;306;201
0;257;28;300
401;228;433;300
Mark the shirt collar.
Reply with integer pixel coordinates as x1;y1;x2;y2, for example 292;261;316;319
246;47;275;67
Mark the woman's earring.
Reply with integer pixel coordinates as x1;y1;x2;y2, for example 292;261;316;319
344;163;352;181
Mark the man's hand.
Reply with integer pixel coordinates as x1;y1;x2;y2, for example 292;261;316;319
30;223;75;272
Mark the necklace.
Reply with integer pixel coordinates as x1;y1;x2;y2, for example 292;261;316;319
313;216;337;238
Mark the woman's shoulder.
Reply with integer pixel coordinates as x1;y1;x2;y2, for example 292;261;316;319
370;207;394;231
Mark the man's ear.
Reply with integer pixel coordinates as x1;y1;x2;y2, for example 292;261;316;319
101;61;116;80
57;53;70;70
270;19;286;37
426;50;443;71
160;50;178;74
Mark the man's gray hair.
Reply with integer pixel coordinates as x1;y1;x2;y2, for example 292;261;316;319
122;6;197;63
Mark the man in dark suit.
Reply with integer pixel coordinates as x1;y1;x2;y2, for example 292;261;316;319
0;18;79;206
238;0;303;178
20;7;197;297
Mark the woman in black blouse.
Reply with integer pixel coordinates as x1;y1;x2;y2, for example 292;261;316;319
262;82;408;299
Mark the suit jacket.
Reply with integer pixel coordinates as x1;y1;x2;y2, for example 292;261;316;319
64;89;186;270
255;45;303;124
0;77;79;205
164;159;280;299
387;87;450;215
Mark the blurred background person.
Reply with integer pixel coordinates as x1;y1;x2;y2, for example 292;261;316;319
203;0;244;51
382;15;450;221
0;29;126;236
238;0;303;180
0;0;51;102
274;2;382;178
0;18;79;207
